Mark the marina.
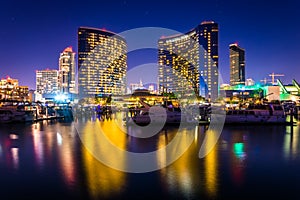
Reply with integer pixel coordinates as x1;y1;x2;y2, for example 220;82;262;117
0;100;73;123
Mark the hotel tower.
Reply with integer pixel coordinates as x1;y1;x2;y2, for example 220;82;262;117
158;21;219;100
78;27;127;98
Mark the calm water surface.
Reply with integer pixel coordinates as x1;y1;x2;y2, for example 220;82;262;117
0;114;300;199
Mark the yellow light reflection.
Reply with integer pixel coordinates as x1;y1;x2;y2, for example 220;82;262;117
160;128;197;198
284;125;299;159
81;120;126;199
204;130;218;198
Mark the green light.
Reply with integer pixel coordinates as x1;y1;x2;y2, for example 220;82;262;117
233;143;245;158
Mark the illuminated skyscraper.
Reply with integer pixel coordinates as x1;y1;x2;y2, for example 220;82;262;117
58;46;76;94
230;43;245;85
36;69;59;94
158;21;219;100
78;27;127;98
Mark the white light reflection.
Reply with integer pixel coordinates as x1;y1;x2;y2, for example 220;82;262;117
32;128;44;168
57;132;63;146
9;134;19;140
11;147;19;170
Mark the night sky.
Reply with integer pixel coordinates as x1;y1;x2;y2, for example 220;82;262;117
0;0;299;89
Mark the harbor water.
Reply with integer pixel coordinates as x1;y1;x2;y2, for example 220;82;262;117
0;114;300;199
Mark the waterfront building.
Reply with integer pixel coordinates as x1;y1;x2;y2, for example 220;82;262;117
36;69;59;95
0;76;29;101
278;79;300;102
229;43;245;85
78;27;127;98
58;46;76;95
220;79;300;103
158;21;219;100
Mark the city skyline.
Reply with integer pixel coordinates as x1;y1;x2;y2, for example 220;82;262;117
0;0;299;89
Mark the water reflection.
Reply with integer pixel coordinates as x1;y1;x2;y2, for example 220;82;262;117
160;127;197;198
0;117;300;199
284;125;300;160
31;121;80;189
32;123;44;168
82;146;126;199
80;119;127;199
56;124;78;188
0;127;20;171
204;132;218;198
158;125;220;199
11;147;19;170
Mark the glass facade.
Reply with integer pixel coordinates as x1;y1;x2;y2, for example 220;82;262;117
229;43;245;86
59;47;76;94
78;27;127;98
158;21;219;100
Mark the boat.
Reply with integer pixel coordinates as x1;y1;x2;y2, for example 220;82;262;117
0;106;35;123
126;100;197;125
225;104;287;124
0;109;14;123
128;107;197;125
0;100;37;123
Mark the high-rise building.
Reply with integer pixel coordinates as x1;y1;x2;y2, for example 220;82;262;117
230;43;245;85
78;27;127;98
36;69;59;94
59;46;76;94
158;21;219;100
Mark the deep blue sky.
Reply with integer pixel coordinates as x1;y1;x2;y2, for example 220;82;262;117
0;0;299;89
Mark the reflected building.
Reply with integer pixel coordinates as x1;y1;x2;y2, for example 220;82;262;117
58;46;76;95
158;21;219;100
78;27;127;98
80;119;127;199
229;43;245;85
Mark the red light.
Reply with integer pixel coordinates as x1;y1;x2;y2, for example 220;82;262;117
63;46;73;52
